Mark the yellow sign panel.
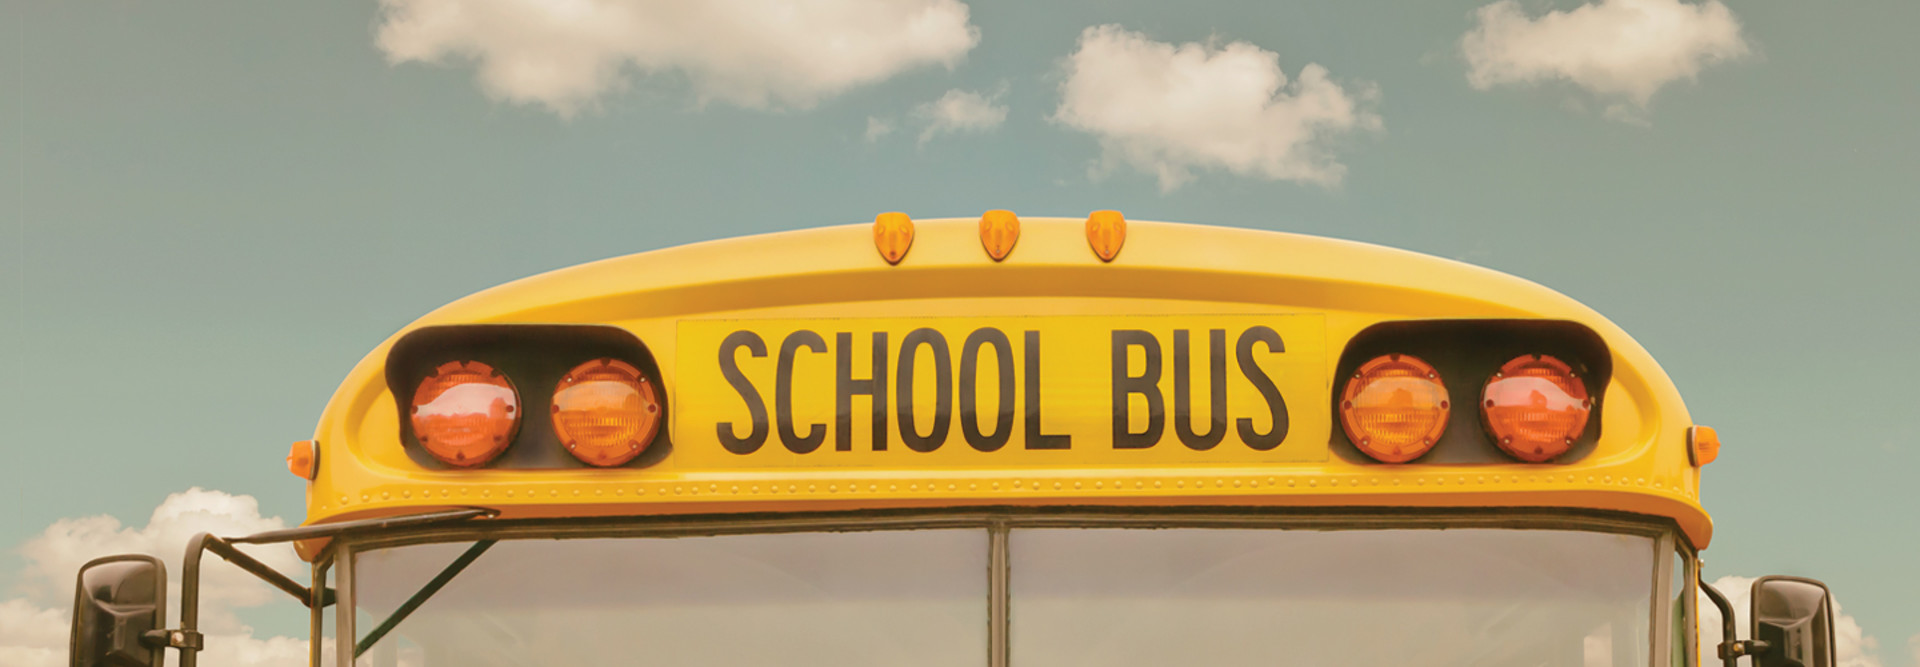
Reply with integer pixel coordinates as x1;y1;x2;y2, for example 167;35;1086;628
675;315;1329;469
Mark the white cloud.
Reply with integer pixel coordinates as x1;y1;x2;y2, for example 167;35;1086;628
913;87;1008;145
3;488;311;667
0;599;66;667
376;0;982;117
1461;0;1750;121
1700;575;1883;667
1052;25;1380;192
865;116;896;143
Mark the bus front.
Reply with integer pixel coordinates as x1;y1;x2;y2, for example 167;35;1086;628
68;213;1838;667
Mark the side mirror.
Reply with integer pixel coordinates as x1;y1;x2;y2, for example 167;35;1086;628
1751;575;1835;667
70;554;167;667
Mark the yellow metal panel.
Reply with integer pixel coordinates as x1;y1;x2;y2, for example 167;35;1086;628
298;218;1710;559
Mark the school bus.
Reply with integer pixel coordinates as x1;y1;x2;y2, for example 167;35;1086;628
70;212;1837;667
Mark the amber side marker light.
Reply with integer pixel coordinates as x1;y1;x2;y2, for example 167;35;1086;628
411;360;521;467
1341;354;1450;463
1482;354;1591;462
287;440;317;480
552;359;661;467
1688;425;1719;466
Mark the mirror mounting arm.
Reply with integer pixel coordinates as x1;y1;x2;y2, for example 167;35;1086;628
167;508;498;666
1700;575;1753;667
173;531;326;667
140;628;204;651
1719;639;1773;661
73;508;496;667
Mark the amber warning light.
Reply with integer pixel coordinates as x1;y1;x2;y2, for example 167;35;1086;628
1340;354;1450;463
552;359;661;467
411;361;521;467
1481;355;1591;462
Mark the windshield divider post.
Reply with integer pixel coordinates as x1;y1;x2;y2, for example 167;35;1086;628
310;557;330;667
354;539;497;659
989;519;1008;667
336;545;356;667
1653;532;1676;666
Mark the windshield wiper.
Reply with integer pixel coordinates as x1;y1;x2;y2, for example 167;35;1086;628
355;539;497;658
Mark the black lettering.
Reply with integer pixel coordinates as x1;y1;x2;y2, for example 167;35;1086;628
1024;331;1071;450
1111;329;1164;449
897;328;952;453
716;331;769;454
1236;326;1289;450
836;332;888;451
777;330;827;454
960;328;1015;452
1174;329;1228;451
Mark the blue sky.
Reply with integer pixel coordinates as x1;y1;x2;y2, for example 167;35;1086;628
4;0;1917;664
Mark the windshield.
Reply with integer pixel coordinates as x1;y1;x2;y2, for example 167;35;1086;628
348;526;1655;667
351;529;987;666
1012;528;1652;667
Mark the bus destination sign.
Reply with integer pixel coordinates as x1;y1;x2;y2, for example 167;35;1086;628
675;315;1331;468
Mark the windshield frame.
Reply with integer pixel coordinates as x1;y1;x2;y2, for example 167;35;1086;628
324;508;1688;667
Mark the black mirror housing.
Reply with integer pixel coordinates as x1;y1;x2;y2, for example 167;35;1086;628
70;554;167;667
1752;575;1835;667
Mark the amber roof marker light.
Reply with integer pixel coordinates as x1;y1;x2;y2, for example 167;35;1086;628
410;360;521;468
552;358;662;467
873;212;914;265
979;210;1020;261
1086;210;1126;262
1481;354;1592;462
1340;354;1450;463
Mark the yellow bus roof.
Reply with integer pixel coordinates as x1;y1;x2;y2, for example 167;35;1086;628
301;217;1710;556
